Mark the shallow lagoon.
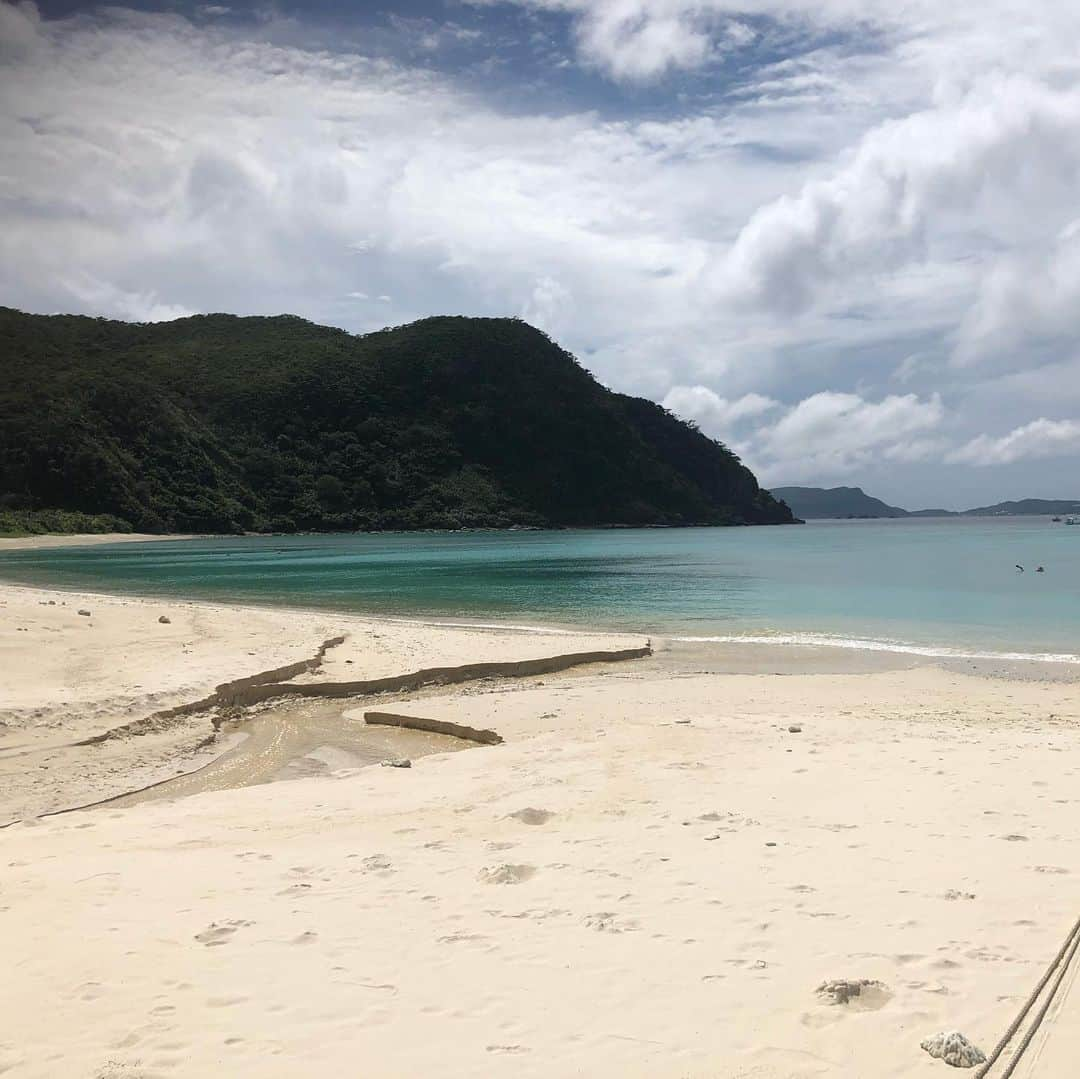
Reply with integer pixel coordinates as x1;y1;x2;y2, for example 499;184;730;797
2;517;1078;662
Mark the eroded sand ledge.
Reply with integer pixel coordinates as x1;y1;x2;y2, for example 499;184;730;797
31;642;649;819
0;582;647;821
2;580;1080;1077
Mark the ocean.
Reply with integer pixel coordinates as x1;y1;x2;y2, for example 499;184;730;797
2;517;1078;663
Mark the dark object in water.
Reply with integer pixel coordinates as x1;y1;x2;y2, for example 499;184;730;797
1036;566;1045;573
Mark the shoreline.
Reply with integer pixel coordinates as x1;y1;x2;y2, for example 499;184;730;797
1;571;1078;684
2;577;1077;824
3;528;1078;675
0;581;650;822
0;531;199;551
2;579;1080;1075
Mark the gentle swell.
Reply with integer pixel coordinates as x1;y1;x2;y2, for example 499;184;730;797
672;632;1080;665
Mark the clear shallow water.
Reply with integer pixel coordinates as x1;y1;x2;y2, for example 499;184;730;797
2;518;1079;662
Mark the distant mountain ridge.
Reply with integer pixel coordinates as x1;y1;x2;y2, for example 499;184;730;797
963;499;1080;516
769;486;1080;519
769;486;908;519
0;307;794;533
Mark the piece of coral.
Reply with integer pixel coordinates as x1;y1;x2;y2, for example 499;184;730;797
920;1031;987;1068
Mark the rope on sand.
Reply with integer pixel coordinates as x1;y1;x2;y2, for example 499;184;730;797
974;913;1080;1078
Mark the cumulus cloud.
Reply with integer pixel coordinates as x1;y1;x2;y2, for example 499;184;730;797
0;6;737;347
742;391;946;482
948;419;1080;466
662;386;779;439
709;75;1080;319
0;0;40;58
58;277;195;324
954;220;1080;365
488;1;1080;88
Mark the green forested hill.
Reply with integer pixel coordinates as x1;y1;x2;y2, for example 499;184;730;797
0;308;794;533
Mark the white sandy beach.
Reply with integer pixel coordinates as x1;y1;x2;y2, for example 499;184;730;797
0;532;195;551
2;561;1079;1078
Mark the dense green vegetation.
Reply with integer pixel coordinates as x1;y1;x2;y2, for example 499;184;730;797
0;509;132;538
0;307;794;533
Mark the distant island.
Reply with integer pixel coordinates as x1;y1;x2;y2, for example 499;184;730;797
769;486;909;519
769;486;1080;520
0;308;794;535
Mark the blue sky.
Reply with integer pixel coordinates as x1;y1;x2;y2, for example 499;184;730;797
3;0;1080;508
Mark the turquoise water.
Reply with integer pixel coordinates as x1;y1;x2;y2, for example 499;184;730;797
2;519;1079;661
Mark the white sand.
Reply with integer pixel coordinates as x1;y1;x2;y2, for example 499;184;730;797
0;532;193;551
0;582;638;819
2;580;1079;1077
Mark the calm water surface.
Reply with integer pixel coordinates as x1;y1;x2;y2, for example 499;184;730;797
1;518;1078;661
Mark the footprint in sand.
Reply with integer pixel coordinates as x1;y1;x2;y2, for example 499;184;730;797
508;808;555;825
1034;865;1068;874
815;979;892;1010
437;932;488;944
486;1045;530;1054
277;883;313;897
194;920;253;947
584;912;638;933
360;855;393;873
94;1064;159;1079
478;864;536;885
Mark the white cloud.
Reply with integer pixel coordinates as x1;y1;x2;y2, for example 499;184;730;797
521;275;573;337
662;386;778;438
709;75;1080;319
948;419;1080;466
0;0;40;59
0;7;745;346
743;391;946;482
954;220;1080;365
60;275;194;323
